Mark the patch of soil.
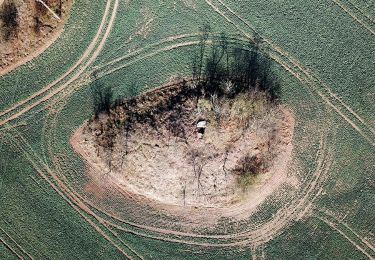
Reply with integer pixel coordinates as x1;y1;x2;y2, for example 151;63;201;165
72;81;295;216
0;0;73;74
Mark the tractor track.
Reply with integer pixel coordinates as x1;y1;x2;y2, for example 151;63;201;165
0;128;142;260
347;0;375;23
92;32;370;150
0;0;118;128
8;54;325;247
0;237;23;260
2;53;332;253
3;27;337;256
0;227;34;260
315;211;375;259
44;76;332;248
205;0;375;146
38;16;356;246
41;23;334;244
330;0;375;35
1;0;372;253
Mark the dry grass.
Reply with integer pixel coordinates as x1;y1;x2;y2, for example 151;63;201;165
79;82;292;208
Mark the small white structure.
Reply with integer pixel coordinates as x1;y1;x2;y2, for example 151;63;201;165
197;120;207;129
196;120;207;139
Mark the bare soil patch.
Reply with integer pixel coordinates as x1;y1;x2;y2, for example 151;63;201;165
0;0;73;75
72;81;295;217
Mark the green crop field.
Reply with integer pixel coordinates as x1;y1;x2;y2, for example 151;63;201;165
0;0;374;259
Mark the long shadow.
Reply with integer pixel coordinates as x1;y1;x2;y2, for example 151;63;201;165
89;31;282;146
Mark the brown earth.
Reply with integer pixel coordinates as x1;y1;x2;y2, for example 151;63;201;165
71;81;295;219
0;0;73;75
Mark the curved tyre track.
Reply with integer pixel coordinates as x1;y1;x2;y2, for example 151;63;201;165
13;57;327;248
1;0;366;252
0;0;118;128
0;128;142;259
205;0;375;146
0;0;112;117
44;76;333;248
3;53;331;252
41;26;334;245
5;31;336;255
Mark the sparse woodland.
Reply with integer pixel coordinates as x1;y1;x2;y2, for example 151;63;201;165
86;29;285;193
3;0;372;257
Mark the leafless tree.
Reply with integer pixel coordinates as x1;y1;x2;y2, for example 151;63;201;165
210;92;222;124
182;181;186;206
120;126;130;170
222;149;229;177
188;148;208;190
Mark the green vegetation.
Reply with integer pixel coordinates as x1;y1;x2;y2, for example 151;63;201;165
0;0;374;259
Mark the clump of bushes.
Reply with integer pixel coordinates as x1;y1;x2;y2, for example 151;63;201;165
191;27;281;102
233;154;264;191
88;28;282;178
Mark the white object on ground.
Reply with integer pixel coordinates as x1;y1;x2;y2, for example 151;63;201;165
197;120;207;128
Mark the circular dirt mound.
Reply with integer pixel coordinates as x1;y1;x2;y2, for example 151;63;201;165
72;82;295;216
